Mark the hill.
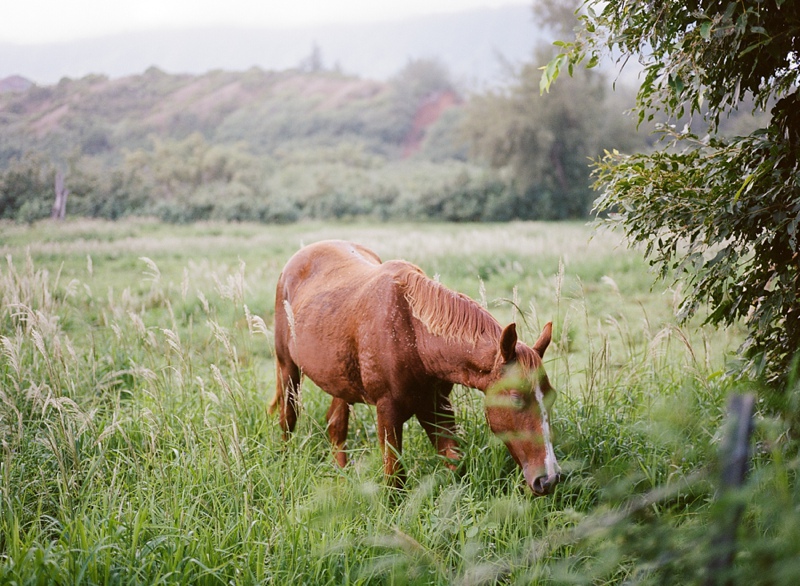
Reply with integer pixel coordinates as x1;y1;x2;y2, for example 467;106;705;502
0;62;488;224
0;5;542;86
0;75;32;93
0;64;463;168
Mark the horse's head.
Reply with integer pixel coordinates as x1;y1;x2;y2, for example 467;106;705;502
485;322;561;495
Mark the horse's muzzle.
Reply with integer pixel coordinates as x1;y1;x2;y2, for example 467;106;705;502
531;473;561;495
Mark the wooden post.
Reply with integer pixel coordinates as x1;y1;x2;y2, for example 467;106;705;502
705;393;755;586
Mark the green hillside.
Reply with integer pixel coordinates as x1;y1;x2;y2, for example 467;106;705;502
0;63;487;223
0;66;460;165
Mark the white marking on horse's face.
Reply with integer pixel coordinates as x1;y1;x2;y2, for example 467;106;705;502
534;383;560;479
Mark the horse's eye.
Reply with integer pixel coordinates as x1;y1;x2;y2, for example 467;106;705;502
510;391;526;409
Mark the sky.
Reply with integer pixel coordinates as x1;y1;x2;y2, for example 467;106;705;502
2;0;524;44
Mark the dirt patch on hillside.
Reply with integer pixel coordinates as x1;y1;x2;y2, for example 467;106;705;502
146;79;251;127
271;74;385;110
31;104;69;137
402;90;460;158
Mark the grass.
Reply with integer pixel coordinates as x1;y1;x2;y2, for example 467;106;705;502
0;218;780;584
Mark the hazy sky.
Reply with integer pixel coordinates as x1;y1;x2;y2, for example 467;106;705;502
3;0;525;44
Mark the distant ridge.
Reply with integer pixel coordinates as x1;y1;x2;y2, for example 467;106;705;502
0;5;540;86
0;66;469;168
0;75;32;93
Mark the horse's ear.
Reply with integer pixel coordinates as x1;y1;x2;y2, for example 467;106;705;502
533;322;553;357
499;323;517;363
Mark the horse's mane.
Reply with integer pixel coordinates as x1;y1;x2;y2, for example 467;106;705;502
396;266;499;345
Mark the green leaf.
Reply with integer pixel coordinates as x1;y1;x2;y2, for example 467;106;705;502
539;54;568;95
733;174;755;202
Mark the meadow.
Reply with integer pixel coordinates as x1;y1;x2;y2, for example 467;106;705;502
1;218;790;585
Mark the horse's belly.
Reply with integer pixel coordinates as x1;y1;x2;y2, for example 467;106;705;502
302;369;371;405
290;333;371;405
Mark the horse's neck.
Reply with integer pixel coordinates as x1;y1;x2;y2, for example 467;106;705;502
417;332;498;392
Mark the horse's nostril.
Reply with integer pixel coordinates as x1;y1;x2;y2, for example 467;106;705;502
532;473;561;495
532;475;549;495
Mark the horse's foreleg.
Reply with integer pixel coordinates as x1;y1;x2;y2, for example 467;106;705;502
376;401;406;488
417;394;461;470
326;397;350;467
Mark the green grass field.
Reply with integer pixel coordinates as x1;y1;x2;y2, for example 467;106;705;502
1;219;781;584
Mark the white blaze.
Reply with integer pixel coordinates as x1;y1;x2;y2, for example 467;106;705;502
534;384;560;478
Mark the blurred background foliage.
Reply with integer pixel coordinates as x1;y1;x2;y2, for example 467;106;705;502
0;1;766;225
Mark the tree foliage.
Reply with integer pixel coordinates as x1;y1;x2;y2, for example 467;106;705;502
463;0;646;220
545;0;800;381
464;55;643;219
0;153;54;223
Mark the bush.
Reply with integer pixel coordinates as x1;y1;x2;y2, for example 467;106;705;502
0;153;54;222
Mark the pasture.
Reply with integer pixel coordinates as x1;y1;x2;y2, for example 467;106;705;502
0;219;764;584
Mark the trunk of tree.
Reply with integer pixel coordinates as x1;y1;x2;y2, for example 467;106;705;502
51;170;68;220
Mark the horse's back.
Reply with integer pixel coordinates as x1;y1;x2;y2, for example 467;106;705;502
275;240;413;403
278;240;381;296
276;239;383;345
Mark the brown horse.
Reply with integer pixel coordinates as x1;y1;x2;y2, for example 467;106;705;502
270;240;561;495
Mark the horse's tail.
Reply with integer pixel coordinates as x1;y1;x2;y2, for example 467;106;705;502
267;385;280;415
271;272;287;417
269;355;288;415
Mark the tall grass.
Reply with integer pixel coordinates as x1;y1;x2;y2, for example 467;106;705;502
0;219;796;584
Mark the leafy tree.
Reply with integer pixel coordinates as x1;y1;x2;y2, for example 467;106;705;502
122;133;261;201
390;58;456;105
388;58;459;140
299;43;325;73
461;0;645;220
0;153;54;222
544;0;800;381
418;108;469;162
464;52;642;219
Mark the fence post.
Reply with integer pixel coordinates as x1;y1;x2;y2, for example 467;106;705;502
705;393;755;586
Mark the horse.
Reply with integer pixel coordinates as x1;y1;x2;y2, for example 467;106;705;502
269;240;561;495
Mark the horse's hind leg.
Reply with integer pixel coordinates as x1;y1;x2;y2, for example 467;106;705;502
272;357;301;439
326;397;350;468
